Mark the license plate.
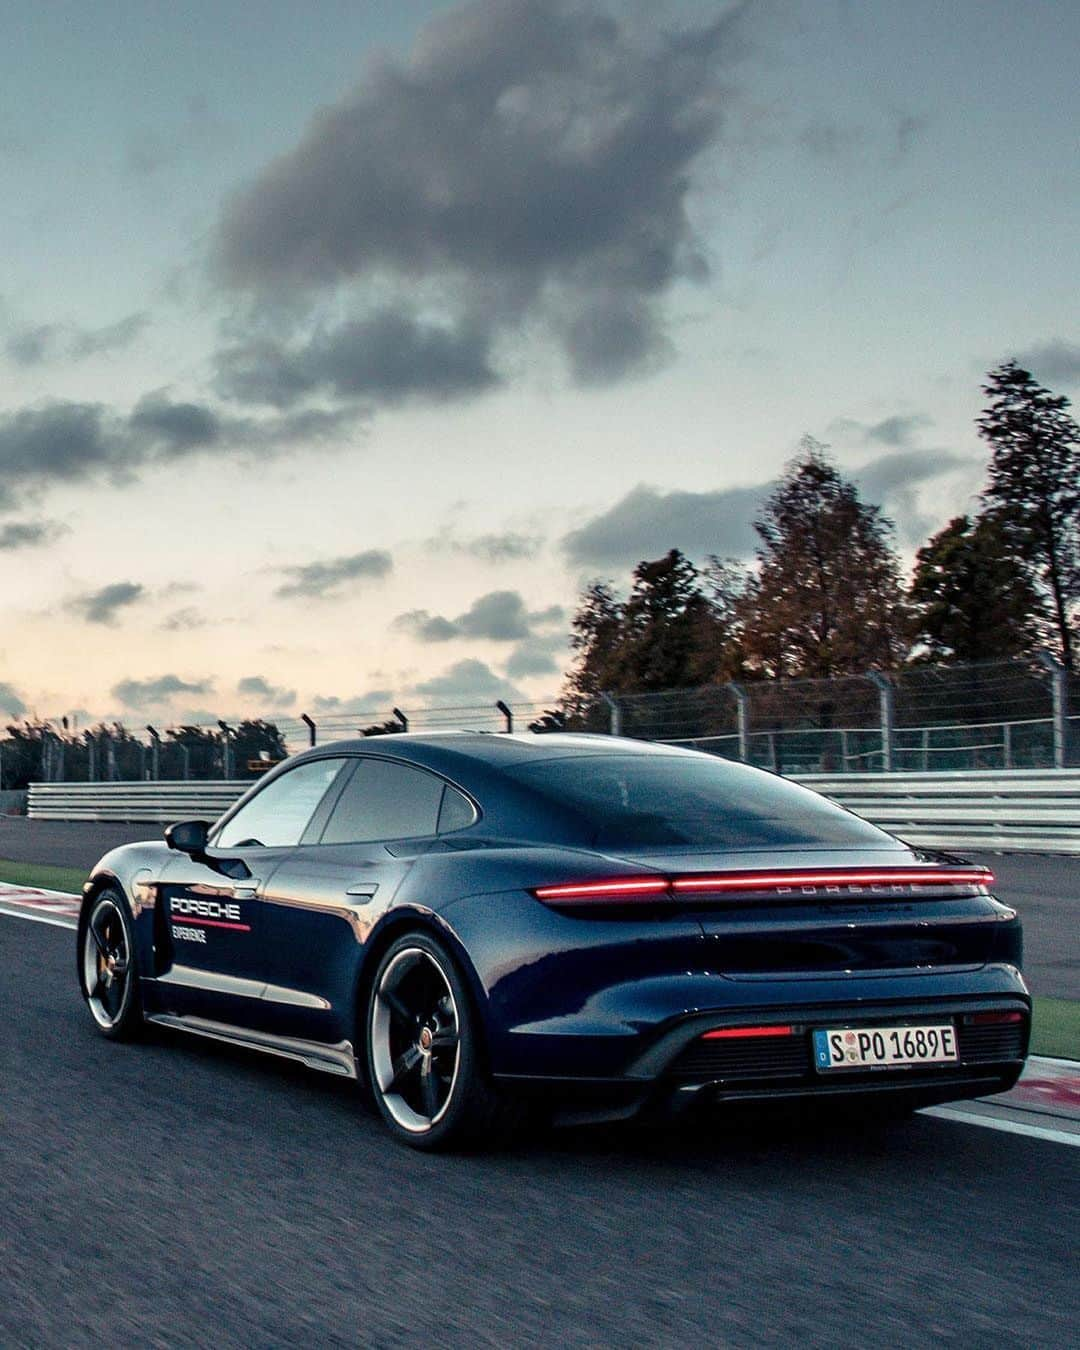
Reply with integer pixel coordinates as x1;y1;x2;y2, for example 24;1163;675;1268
813;1024;958;1071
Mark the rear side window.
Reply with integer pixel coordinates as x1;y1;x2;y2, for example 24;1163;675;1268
507;754;894;850
320;758;447;843
215;758;347;848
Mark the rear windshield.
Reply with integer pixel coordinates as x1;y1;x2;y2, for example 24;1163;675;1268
507;753;893;850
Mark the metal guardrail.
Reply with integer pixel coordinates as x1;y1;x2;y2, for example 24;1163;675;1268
27;769;1080;854
798;769;1080;855
27;781;249;823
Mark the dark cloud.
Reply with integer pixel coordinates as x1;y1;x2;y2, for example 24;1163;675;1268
0;681;27;717
112;674;213;707
505;634;567;679
562;483;765;568
0;395;362;514
275;549;393;599
217;310;499;408
0;519;64;551
1009;338;1080;387
428;529;542;563
394;590;564;643
236;675;296;706
4;313;148;366
67;581;145;626
215;0;732;391
412;658;521;705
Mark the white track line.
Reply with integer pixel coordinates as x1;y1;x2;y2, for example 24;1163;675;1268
922;1104;1079;1148
0;901;77;931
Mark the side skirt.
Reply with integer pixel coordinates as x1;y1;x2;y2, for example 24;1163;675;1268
145;1012;357;1079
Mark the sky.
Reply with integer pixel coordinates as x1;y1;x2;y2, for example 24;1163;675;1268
1;0;1078;733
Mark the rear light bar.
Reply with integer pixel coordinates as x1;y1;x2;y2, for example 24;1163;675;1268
963;1010;1025;1025
702;1025;794;1040
532;866;993;904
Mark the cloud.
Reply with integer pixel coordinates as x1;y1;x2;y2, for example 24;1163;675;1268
112;674;213;707
0;681;27;717
67;581;145;626
504;633;568;678
158;607;207;632
851;448;977;546
426;529;542;563
275;549;393;599
1009;338;1080;387
214;0;732;390
216;310;498;408
4;313;149;366
394;589;564;643
562;482;765;568
236;675;296;706
0;394;362;514
311;689;395;716
827;413;932;447
0;519;64;551
412;658;522;705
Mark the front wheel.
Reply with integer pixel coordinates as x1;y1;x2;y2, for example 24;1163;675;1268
78;889;143;1040
365;932;516;1150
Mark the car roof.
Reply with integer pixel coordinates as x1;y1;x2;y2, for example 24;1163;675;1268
290;730;691;772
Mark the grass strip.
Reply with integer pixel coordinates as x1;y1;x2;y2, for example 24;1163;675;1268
1031;996;1080;1061
0;858;86;894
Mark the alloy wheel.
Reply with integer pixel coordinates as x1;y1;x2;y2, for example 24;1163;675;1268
82;897;133;1031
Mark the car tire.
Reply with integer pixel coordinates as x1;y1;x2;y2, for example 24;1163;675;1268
364;931;518;1151
78;888;144;1041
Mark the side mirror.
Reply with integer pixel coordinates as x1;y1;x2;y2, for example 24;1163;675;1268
165;819;210;856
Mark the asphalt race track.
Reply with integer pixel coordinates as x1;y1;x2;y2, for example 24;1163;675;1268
1;915;1077;1347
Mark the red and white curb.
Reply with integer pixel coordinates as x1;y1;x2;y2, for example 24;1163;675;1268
0;881;81;928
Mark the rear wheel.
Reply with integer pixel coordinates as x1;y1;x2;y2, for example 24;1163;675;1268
365;932;516;1150
78;890;143;1040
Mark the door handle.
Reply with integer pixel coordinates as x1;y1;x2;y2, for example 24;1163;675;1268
345;883;379;901
229;880;261;899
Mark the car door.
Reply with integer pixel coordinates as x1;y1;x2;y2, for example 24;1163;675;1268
154;756;349;1029
256;755;472;1045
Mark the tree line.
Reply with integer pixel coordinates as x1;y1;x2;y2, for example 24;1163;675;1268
561;361;1080;715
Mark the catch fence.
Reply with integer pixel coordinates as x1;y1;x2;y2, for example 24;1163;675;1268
1;654;1076;788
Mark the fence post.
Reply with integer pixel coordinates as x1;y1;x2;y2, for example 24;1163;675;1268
1036;650;1066;769
867;671;895;772
146;726;161;780
105;735;117;782
495;700;513;733
300;713;317;747
393;708;409;733
86;731;97;782
600;692;622;737
218;721;233;778
728;683;750;762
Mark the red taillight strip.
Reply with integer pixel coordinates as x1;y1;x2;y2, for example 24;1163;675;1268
702;1025;794;1040
532;877;669;901
671;868;993;893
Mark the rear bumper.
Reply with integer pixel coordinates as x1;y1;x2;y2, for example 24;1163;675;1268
493;982;1030;1124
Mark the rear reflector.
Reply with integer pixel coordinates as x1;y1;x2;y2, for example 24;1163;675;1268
702;1025;794;1040
964;1011;1025;1025
532;877;669;902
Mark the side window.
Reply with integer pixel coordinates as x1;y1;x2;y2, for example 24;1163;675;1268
215;758;346;848
319;759;445;844
438;784;477;834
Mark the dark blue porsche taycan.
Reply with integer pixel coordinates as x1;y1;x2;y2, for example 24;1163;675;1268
78;733;1029;1148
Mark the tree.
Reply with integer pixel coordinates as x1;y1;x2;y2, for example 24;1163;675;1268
908;514;1046;662
560;551;742;716
977;360;1080;669
739;439;908;678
